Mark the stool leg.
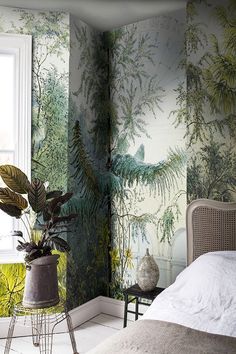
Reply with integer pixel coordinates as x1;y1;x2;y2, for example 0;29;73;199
123;293;128;328
65;312;79;354
4;313;17;354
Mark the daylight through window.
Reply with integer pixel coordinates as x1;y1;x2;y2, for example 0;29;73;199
0;34;32;263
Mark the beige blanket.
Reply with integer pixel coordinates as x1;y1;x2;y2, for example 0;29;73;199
87;320;236;354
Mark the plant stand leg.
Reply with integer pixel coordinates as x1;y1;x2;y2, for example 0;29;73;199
65;312;79;354
4;313;17;354
38;313;53;354
31;313;42;346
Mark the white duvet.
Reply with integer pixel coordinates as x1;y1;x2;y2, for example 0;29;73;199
142;251;236;337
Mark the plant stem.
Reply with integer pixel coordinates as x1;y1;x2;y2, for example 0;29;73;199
24;214;32;233
20;217;31;241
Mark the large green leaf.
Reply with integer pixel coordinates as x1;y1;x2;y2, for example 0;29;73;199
47;236;70;252
45;192;73;219
46;190;63;200
0;203;21;218
0;165;30;194
28;179;46;212
0;187;28;210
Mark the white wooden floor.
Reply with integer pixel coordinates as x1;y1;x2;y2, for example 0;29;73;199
0;314;130;354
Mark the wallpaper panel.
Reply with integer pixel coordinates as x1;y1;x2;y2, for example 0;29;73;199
0;7;69;317
185;0;236;202
66;17;110;309
66;11;187;303
0;8;70;189
109;13;186;297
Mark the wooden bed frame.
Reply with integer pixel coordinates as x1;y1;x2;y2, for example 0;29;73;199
186;199;236;265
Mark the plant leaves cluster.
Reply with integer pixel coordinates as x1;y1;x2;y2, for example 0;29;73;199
0;165;77;263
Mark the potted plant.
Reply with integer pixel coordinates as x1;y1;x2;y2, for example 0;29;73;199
0;164;77;308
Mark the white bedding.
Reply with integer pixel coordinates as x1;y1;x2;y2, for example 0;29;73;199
142;251;236;337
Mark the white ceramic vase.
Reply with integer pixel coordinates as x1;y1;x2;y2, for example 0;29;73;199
136;248;159;291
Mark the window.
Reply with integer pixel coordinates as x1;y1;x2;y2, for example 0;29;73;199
0;33;32;263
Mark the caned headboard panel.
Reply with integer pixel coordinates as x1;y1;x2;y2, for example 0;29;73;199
186;199;236;265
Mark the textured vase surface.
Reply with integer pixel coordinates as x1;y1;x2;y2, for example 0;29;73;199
23;254;60;309
137;248;159;291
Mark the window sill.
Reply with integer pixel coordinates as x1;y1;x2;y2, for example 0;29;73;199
0;252;24;264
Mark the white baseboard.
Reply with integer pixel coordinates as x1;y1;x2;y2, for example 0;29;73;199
0;296;101;339
69;296;101;328
99;296;150;321
99;296;124;318
0;295;146;339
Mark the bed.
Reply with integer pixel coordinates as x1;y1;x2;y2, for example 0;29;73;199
88;199;236;353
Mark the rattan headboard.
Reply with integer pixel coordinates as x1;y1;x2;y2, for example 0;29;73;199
186;199;236;265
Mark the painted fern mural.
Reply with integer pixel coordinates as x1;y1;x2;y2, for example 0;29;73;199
109;20;186;295
0;8;69;317
174;0;236;145
182;0;236;202
10;10;70;189
1;0;234;315
69;17;186;298
187;140;236;203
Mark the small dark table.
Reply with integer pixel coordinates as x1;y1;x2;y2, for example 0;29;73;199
123;283;165;327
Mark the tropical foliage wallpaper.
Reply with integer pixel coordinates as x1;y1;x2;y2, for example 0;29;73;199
66;19;110;308
185;0;236;203
0;0;236;317
0;8;69;316
108;17;186;297
66;12;186;306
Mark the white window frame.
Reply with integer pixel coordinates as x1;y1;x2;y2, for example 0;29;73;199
0;33;32;263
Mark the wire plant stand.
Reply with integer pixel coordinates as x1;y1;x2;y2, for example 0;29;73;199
4;301;79;354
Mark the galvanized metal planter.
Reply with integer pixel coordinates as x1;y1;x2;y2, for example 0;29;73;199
23;254;60;309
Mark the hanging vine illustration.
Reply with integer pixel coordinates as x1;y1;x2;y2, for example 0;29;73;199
70;23;186;297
